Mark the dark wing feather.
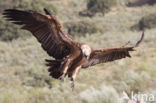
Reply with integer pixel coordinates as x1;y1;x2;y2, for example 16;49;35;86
3;9;73;59
44;8;51;15
82;32;144;68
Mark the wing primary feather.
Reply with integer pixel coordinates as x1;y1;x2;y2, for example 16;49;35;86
3;9;73;59
44;8;51;15
82;32;144;68
134;31;144;48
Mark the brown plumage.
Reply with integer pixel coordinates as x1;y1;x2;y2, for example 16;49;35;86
3;8;144;89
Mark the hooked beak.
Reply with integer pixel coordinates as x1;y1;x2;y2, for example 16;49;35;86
84;54;90;60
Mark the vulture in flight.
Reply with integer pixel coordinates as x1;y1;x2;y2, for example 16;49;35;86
3;8;144;89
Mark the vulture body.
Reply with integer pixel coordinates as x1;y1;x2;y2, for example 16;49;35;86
3;9;144;89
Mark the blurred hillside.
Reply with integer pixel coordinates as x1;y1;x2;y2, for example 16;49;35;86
0;0;156;103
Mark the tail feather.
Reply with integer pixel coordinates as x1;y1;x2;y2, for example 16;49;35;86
45;59;62;79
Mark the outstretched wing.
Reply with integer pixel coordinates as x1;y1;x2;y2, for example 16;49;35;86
3;9;74;59
82;32;144;68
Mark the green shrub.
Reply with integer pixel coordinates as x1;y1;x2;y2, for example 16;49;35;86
64;20;103;36
79;85;120;103
0;16;31;41
80;0;117;16
13;0;57;13
0;0;57;41
112;69;151;96
127;0;156;7
0;0;57;13
15;69;52;88
22;73;52;88
131;13;156;31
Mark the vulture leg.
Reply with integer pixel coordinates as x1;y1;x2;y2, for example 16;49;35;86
59;48;81;81
70;65;81;90
59;57;73;81
71;78;75;91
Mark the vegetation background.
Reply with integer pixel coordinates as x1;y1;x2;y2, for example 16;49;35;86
0;0;156;103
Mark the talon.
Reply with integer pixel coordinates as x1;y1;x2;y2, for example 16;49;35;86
61;78;64;82
71;81;74;88
59;74;65;82
71;78;75;91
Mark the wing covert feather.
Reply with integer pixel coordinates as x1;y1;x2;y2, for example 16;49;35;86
3;9;73;59
82;32;144;68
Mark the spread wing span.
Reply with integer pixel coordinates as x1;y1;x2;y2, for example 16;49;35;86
3;9;73;59
82;32;144;68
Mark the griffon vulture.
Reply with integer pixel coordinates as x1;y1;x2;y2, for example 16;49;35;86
3;8;144;89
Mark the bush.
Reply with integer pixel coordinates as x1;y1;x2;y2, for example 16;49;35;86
131;13;156;31
15;69;52;88
13;0;57;13
64;20;103;36
0;0;57;13
112;69;151;97
127;0;156;7
79;0;117;17
0;17;31;41
0;0;57;41
79;85;120;103
22;73;52;88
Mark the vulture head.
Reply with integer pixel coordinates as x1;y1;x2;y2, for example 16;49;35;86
81;44;92;60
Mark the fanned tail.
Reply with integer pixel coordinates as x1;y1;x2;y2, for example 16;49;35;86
45;59;63;79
